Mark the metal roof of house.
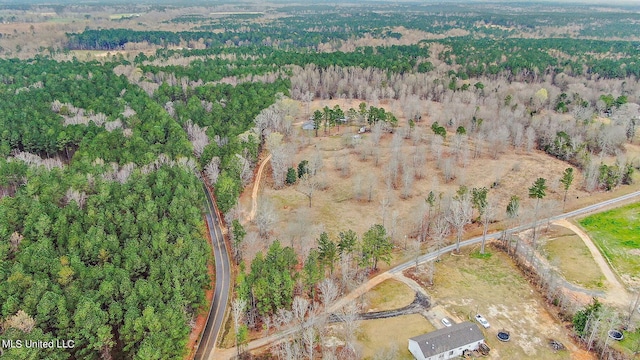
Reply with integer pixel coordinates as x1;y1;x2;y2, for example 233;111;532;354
409;321;484;358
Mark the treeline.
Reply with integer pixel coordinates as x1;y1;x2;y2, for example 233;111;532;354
66;26;358;51
0;58;191;164
154;79;290;213
145;45;431;76
236;225;393;322
205;3;640;41
434;37;640;79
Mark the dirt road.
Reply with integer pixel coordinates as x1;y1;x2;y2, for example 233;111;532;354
246;154;271;222
553;219;631;307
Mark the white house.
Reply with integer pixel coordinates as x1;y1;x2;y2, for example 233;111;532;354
408;322;485;360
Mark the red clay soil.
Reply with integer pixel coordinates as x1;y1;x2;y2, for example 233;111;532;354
183;216;216;360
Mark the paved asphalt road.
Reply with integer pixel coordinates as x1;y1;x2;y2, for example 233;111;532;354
390;190;640;274
194;184;232;360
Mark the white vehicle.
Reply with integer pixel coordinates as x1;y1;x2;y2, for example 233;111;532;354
475;314;490;328
441;317;452;327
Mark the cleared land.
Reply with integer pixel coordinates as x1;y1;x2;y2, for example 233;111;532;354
363;279;415;312
412;247;593;360
540;225;606;290
356;314;436;360
239;97;598;262
579;202;640;288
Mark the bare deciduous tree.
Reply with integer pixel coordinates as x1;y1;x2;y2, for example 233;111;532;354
365;173;377;202
184;120;209;158
413;145;427;179
625;292;640;329
269;140;292;189
446;193;472;253
441;158;456;183
256;197;278;238
9;231;24;253
275;308;293;331
5;310;35;333
371;122;383;146
338;302;361;359
231;298;247;358
407;238;422;270
319;278;339;312
303;326;316;360
292;296;310;325
380;192;392;228
430;214;450;259
335;152;351;178
263;315;273;336
480;201;497;254
65;188;87;209
204;156;221;184
525;127;536;152
430;135;444;160
401;163;415;199
297;173;318;208
234;152;254;186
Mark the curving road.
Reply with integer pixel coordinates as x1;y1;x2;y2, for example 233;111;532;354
390;190;640;274
215;190;640;358
194;184;232;360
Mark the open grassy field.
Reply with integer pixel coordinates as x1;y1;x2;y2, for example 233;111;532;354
357;314;436;359
540;225;606;290
579;202;640;287
422;247;592;360
363;279;415;312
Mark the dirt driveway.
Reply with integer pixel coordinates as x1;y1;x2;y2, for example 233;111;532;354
553;219;631;307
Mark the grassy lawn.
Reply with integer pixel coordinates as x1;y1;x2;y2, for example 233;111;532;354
427;247;575;360
363;279;415;312
579;202;640;286
357;314;435;359
615;327;640;358
540;226;605;290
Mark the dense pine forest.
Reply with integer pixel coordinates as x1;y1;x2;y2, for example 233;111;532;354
1;1;640;359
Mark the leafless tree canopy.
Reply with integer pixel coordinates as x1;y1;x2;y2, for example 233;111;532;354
4;310;36;334
255;197;278;238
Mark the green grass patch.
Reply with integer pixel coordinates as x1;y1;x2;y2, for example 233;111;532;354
614;327;640;357
470;251;492;259
579;202;640;286
541;230;605;290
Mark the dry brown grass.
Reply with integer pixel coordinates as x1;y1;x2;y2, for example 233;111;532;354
540;226;606;290
363;279;415;312
356;314;436;360
424;247;594;360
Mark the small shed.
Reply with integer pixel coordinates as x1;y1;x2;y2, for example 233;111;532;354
408;322;485;360
302;120;316;130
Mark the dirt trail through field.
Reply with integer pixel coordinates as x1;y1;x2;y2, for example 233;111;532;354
328;272;394;313
246;154;271;222
553;219;631;307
